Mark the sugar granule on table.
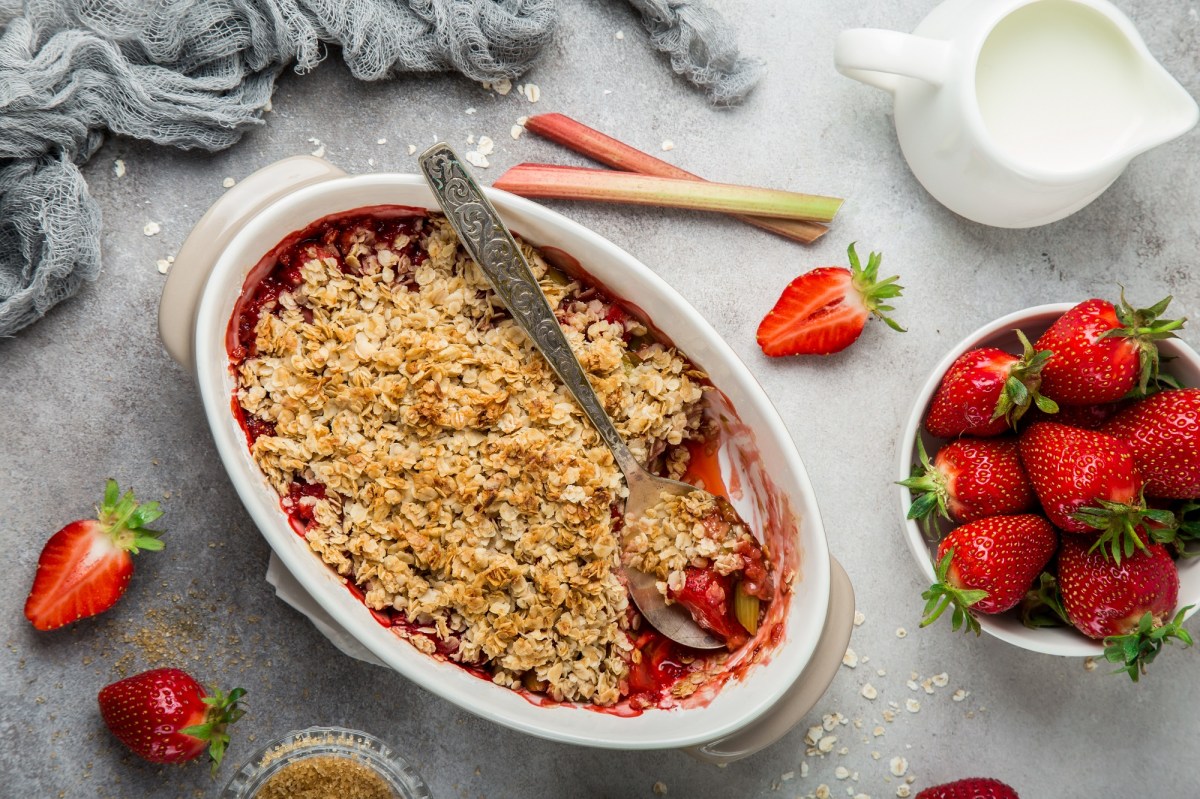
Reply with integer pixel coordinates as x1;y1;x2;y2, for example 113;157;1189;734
407;144;417;155
661;139;675;151
615;30;624;39
376;138;386;145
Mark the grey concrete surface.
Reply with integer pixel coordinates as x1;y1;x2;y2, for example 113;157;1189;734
3;1;1200;796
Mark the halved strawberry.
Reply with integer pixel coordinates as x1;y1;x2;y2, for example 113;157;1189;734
24;480;164;631
920;514;1057;634
1036;293;1184;405
98;668;245;771
756;243;903;356
1101;388;1200;499
1057;536;1192;680
900;437;1034;528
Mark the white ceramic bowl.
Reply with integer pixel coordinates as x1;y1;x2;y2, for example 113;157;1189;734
898;303;1200;655
159;156;852;754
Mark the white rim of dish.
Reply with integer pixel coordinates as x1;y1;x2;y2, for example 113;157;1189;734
193;173;831;748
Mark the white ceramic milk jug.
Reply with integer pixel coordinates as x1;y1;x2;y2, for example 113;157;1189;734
835;0;1199;228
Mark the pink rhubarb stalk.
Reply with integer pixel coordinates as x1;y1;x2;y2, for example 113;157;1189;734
493;163;843;223
525;113;829;244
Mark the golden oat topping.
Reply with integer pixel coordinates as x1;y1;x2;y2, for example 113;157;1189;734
624;489;758;596
234;212;765;704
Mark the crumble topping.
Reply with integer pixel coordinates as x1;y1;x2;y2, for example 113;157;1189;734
624;489;757;597
234;213;734;704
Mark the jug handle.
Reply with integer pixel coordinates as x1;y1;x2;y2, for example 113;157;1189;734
834;29;950;93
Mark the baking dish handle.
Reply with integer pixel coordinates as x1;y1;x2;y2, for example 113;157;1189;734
683;555;855;764
157;156;346;371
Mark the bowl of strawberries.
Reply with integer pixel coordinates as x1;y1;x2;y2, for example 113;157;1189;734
898;295;1200;677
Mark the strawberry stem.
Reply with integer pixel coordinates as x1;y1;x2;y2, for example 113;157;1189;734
897;438;949;536
523;113;829;244
920;549;988;635
847;243;905;333
179;686;247;774
1075;499;1176;565
97;479;165;554
1103;606;1194;682
993;329;1057;427
1019;572;1070;629
493;163;844;222
1105;289;1186;396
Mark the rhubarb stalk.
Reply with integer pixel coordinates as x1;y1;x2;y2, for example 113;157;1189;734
523;113;832;243
494;163;842;223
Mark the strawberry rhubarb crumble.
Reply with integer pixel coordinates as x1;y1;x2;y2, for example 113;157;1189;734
229;207;772;707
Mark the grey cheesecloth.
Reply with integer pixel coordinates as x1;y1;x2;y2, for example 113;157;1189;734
0;0;764;337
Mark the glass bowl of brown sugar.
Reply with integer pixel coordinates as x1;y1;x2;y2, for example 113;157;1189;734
220;726;431;799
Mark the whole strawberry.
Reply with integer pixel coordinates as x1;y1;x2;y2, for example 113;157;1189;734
900;437;1034;526
925;331;1057;438
1057;536;1192;680
921;515;1057;634
915;778;1019;799
1036;293;1183;405
99;668;245;771
1101;388;1200;499
1018;422;1172;560
25;480;164;630
756;243;904;357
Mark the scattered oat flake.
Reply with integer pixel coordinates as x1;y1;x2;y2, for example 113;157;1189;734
806;725;823;745
871;751;881;760
113;159;126;178
801;762;810;778
854;611;866;626
477;136;495;156
368;158;375;167
815;786;831;799
376;138;387;145
835;767;850;780
661;139;675;151
465;151;489;168
493;77;512;95
1084;657;1097;671
861;683;878;700
466;107;477;115
889;757;908;777
952;689;969;702
896;627;908;638
263;99;273;112
842;647;858;668
932;672;949;687
523;83;541;102
882;710;896;723
897;787;911;798
143;221;160;236
652;781;667;796
156;259;171;274
222;177;236;189
311;144;326;158
921;679;935;695
615;30;625;39
517;115;529;125
877;669;887;676
407;144;417;155
510;124;524;140
467;134;476;145
906;680;919;691
818;735;837;753
905;699;921;713
854;794;871;799
873;726;885;737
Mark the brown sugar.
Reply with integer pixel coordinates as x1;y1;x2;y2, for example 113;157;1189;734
255;755;394;799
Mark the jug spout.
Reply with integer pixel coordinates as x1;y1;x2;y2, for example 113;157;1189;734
1123;63;1200;159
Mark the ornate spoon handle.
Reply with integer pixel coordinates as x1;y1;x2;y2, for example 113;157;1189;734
419;143;641;478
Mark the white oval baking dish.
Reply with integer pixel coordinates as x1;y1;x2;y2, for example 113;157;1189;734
159;156;853;761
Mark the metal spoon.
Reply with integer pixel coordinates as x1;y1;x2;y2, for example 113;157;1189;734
419;143;724;650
